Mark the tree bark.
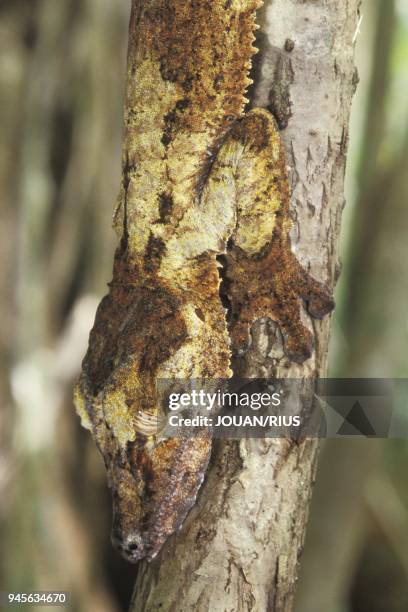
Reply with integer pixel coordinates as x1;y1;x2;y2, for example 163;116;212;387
295;1;408;607
131;0;360;610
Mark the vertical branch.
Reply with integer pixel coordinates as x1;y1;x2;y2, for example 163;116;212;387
295;2;405;610
131;0;359;610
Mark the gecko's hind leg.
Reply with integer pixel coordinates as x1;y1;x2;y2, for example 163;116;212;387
224;242;324;363
217;108;334;363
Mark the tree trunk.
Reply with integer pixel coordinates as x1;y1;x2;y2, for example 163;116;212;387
131;0;360;610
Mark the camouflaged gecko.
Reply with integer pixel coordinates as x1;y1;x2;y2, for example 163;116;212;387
74;0;334;563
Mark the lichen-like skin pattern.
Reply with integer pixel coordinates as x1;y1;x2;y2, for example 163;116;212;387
74;0;334;563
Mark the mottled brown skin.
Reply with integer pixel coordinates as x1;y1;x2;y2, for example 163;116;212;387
74;0;334;563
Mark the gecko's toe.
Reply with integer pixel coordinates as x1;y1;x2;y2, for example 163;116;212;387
294;261;335;320
306;292;335;319
283;328;313;364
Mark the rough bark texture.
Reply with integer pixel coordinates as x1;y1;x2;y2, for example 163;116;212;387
296;1;408;609
131;0;360;610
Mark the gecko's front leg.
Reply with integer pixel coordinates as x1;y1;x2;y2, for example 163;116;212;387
208;108;335;362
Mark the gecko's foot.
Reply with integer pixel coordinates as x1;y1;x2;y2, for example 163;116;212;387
283;327;315;364
225;243;334;364
296;264;335;320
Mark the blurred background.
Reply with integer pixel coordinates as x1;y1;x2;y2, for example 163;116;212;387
0;0;407;610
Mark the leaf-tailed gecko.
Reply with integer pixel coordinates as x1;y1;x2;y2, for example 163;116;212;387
74;0;334;562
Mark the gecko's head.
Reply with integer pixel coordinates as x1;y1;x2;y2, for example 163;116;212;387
107;435;211;563
108;460;159;563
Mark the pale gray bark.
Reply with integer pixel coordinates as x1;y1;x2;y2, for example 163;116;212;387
295;1;408;608
131;0;360;610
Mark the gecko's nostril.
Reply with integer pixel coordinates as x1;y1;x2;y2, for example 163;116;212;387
111;530;145;562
